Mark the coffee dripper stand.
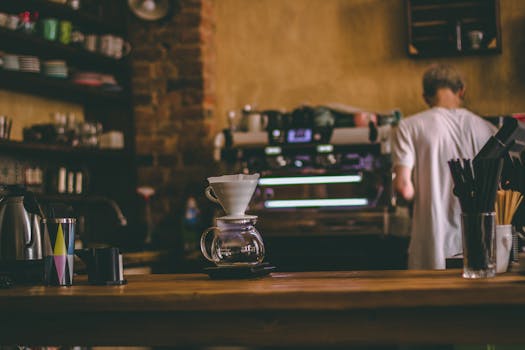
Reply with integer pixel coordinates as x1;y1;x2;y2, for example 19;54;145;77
200;175;275;279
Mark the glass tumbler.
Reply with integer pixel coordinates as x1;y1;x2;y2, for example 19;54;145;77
42;218;76;286
461;212;496;279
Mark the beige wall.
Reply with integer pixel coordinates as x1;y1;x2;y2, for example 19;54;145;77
215;0;525;126
0;91;84;141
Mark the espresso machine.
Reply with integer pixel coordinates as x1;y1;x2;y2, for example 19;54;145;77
214;105;409;270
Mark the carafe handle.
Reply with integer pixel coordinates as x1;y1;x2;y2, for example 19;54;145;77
200;226;219;263
205;186;220;204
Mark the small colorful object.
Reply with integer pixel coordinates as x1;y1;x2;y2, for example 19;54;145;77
43;218;76;286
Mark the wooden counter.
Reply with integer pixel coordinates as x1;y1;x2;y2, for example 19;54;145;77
1;269;525;346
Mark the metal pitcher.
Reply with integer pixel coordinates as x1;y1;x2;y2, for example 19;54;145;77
0;185;49;261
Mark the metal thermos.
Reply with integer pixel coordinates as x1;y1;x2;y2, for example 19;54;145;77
0;185;50;283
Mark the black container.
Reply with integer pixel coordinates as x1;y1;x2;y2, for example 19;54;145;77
76;247;126;285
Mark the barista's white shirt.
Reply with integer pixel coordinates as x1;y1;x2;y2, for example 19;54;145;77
393;107;495;269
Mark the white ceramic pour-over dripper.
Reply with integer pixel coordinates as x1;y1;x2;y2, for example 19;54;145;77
205;174;259;218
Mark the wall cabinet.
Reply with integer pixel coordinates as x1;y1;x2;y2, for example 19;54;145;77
406;0;501;57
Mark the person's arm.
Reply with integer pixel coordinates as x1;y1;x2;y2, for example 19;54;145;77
392;119;416;202
394;165;414;201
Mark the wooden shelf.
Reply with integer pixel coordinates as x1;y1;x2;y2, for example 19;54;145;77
0;1;139;249
412;18;483;27
0;69;127;104
412;20;448;27
0;0;124;36
409;45;501;58
0;27;126;73
0;139;132;161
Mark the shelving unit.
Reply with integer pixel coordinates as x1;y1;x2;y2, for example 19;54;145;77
406;0;501;57
0;0;140;249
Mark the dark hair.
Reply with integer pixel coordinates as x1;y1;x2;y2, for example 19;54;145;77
422;64;465;99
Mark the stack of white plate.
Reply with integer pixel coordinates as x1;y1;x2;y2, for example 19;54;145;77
18;56;40;73
42;60;68;78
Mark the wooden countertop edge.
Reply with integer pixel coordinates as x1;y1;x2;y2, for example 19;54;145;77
1;289;524;313
1;270;525;312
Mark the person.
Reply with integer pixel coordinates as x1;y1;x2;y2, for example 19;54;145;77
392;64;495;270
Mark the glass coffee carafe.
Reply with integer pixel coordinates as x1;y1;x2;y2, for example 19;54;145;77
200;216;264;266
200;174;265;267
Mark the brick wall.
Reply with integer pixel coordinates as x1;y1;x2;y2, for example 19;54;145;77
128;0;217;245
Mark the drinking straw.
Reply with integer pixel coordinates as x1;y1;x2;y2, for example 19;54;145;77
448;158;502;214
495;190;523;225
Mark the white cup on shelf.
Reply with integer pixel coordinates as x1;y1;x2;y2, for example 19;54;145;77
99;35;132;59
99;35;114;57
0;13;8;27
467;30;484;50
84;34;98;52
5;15;20;30
113;36;132;59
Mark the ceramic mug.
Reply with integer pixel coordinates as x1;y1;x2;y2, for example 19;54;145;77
59;20;72;45
247;112;263;132
99;35;132;58
41;18;59;41
6;15;20;30
99;34;115;56
496;224;512;273
0;13;8;27
468;30;484;50
112;36;132;59
84;34;98;52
